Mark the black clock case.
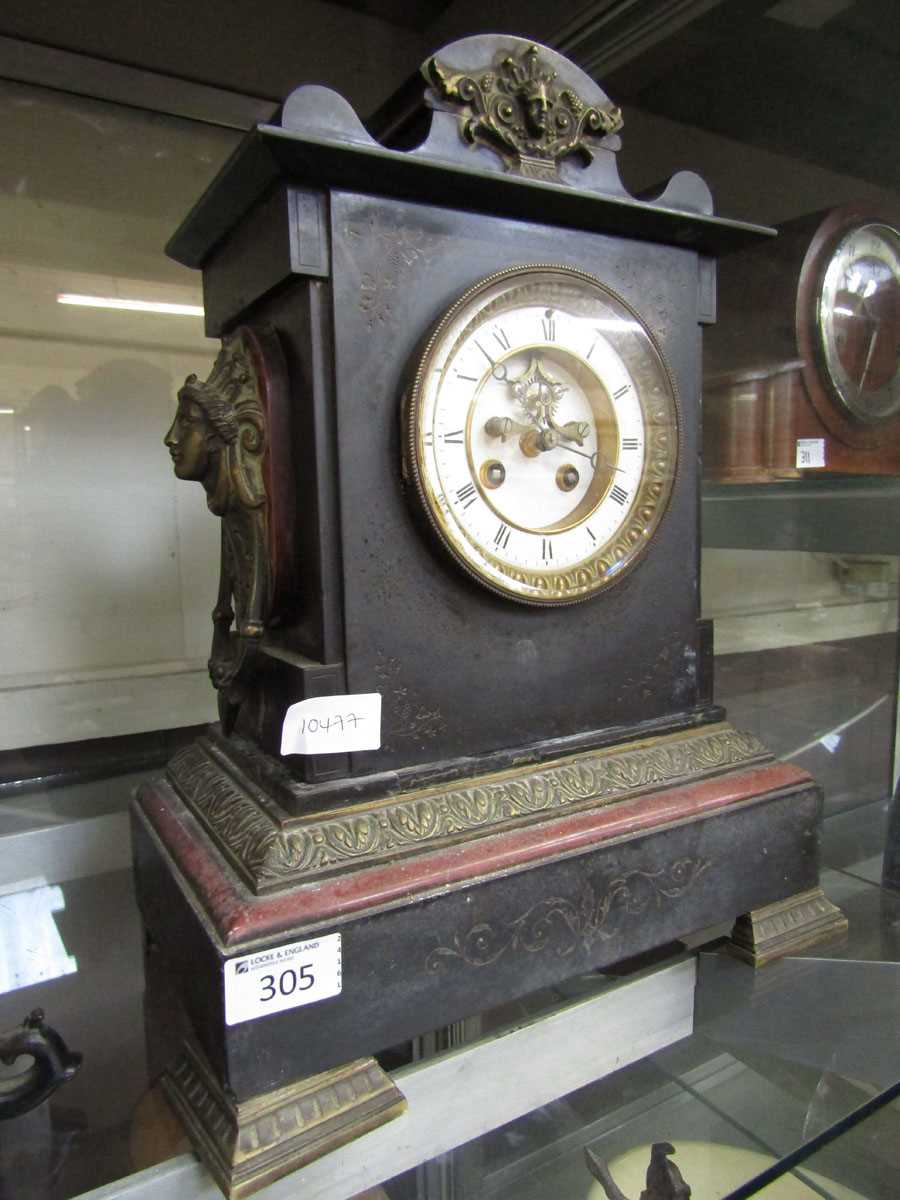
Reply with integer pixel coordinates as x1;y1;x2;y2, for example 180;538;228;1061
172;143;743;795
280;196;697;770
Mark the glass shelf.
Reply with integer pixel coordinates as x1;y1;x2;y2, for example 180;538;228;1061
0;774;896;1200
376;812;900;1200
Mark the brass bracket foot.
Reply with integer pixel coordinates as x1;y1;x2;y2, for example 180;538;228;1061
727;886;848;968
161;1040;407;1198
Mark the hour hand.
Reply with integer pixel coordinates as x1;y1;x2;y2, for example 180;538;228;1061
484;415;534;441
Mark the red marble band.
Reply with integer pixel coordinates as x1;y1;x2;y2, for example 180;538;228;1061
135;759;812;948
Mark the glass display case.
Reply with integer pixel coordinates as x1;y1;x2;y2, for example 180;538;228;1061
0;3;898;1200
1;778;898;1200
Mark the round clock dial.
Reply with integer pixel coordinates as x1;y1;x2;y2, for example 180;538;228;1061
817;221;900;424
405;265;679;605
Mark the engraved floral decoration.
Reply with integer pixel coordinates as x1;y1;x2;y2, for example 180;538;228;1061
346;213;439;331
425;43;623;181
167;726;766;893
374;654;447;749
425;859;710;973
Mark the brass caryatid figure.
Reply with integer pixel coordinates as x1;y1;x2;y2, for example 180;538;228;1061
165;331;270;732
425;42;623;180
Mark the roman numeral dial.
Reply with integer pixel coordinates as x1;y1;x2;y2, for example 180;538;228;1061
405;266;679;605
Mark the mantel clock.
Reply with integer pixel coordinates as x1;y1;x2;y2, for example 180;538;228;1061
705;203;900;482
132;36;845;1197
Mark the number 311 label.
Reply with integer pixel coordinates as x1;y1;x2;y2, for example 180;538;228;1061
224;933;342;1026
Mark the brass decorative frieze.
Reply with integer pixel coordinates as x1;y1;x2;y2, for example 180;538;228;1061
167;724;768;894
424;43;623;180
163;1041;405;1198
425;859;710;972
728;887;848;968
164;329;273;734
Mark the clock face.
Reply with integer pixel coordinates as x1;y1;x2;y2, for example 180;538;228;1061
817;222;900;424
404;265;679;605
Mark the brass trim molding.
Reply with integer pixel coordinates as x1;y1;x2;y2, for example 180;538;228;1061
167;723;768;893
162;1041;405;1198
727;887;848;968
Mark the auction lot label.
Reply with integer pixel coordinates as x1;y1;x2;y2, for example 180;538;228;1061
224;933;342;1025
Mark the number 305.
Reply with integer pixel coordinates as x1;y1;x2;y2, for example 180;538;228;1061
259;965;315;1001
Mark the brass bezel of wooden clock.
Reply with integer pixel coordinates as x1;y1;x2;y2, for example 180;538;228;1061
404;264;680;606
796;203;900;451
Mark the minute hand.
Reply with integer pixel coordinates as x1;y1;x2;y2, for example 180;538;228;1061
562;443;623;474
547;415;590;445
856;324;880;395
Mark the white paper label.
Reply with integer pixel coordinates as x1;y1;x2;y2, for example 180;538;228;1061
224;933;342;1026
796;438;826;469
820;732;841;754
280;693;381;755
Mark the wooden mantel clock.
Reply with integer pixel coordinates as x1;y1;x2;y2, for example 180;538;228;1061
133;35;845;1197
704;203;900;482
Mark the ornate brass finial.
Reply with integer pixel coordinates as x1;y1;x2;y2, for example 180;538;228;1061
164;330;271;732
425;43;623;181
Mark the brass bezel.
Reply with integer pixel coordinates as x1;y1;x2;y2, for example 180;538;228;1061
404;264;680;606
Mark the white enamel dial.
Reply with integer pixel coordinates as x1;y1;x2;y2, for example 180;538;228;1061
405;266;680;605
817;222;900;423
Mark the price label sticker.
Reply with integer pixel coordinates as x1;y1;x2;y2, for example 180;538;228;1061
224;933;342;1026
820;732;842;754
280;693;381;756
796;438;826;469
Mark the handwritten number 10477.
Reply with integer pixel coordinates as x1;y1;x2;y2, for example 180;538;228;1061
299;713;364;736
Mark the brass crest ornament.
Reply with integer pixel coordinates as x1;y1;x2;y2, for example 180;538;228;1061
424;43;623;180
165;331;271;731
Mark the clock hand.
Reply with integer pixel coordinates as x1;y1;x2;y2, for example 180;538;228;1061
484;415;534;441
547;414;590;445
486;417;624;472
559;442;624;474
857;325;880;394
471;338;508;381
484;415;565;457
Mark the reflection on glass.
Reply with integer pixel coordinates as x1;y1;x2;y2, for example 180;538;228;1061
594;1140;866;1199
0;880;77;994
702;550;899;816
724;1079;900;1199
56;293;205;316
0;79;240;751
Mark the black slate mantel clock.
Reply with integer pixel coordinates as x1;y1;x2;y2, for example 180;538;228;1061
133;35;846;1198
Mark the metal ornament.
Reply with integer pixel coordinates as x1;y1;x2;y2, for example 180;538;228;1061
165;331;270;732
162;1041;406;1200
586;1142;691;1200
424;42;623;180
0;1010;82;1119
165;723;765;892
